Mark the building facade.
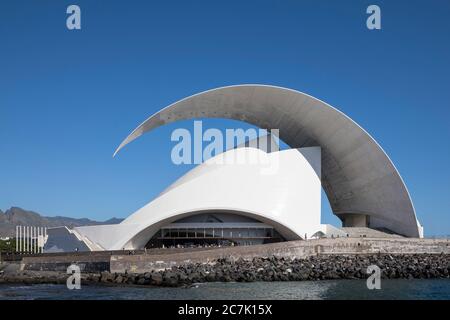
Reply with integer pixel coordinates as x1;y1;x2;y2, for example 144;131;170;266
45;85;423;252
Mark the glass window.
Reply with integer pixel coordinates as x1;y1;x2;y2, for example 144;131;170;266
205;228;214;238
223;229;232;238
179;229;187;238
187;229;195;238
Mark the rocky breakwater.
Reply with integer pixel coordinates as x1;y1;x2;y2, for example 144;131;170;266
93;253;449;287
1;254;448;287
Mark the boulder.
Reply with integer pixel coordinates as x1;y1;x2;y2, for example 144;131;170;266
151;272;163;285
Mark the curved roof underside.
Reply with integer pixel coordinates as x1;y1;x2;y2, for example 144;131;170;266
114;85;419;237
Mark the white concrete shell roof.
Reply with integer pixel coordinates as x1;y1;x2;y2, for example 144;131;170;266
75;147;323;250
114;84;421;237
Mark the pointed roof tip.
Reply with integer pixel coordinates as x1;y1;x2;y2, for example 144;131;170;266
112;140;127;158
113;131;143;158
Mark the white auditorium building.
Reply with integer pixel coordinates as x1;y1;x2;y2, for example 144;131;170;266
44;85;423;252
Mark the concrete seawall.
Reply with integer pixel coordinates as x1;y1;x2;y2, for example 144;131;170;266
14;247;232;272
21;253;111;273
11;238;449;274
1;238;449;286
110;238;450;273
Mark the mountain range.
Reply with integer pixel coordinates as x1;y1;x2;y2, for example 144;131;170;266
0;207;123;237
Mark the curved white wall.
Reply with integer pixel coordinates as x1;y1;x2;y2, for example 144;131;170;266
76;146;323;250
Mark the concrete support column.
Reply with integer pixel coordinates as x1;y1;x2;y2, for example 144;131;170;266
32;227;35;254
27;226;29;253
38;227;41;253
28;226;31;253
337;213;370;228
41;227;44;253
18;226;21;253
34;227;37;253
23;226;25;253
44;227;47;253
30;227;33;254
15;225;18;252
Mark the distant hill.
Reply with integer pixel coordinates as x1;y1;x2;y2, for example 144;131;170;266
0;207;123;237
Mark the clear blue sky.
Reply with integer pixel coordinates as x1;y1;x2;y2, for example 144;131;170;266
1;1;449;235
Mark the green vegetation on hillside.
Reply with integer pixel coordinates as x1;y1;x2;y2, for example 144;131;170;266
0;238;16;252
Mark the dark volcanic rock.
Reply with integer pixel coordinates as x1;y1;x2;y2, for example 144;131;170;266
151;272;163;285
163;271;179;287
1;253;448;287
115;274;124;284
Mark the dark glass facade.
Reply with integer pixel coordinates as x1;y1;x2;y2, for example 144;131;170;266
145;213;285;248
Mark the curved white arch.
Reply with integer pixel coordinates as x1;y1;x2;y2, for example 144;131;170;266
110;147;322;249
114;84;421;237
